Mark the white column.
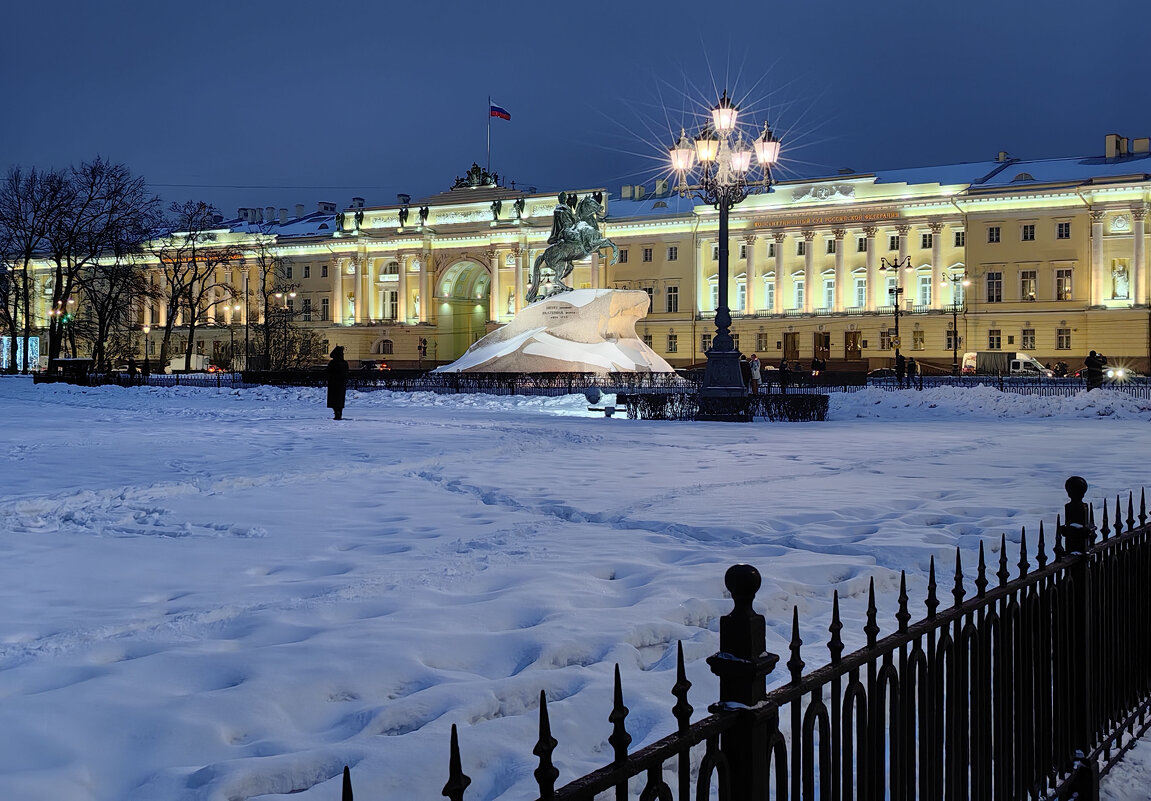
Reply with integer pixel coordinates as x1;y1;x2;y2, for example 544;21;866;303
1091;210;1105;305
332;258;344;325
743;234;756;316
896;224;911;302
418;251;430;324
833;229;846;312
396;254;408;323
515;246;527;313
802;231;815;313
696;237;708;313
363;257;375;321
352;257;363;323
865;226;879;309
488;249;500;322
930;222;944;308
1133;207;1146;305
773;232;785;314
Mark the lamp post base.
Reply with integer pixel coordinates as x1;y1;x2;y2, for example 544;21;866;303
697;350;750;421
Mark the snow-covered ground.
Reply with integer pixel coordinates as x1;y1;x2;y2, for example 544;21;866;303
1;376;1149;800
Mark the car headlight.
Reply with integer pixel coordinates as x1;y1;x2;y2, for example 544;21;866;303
1106;369;1115;378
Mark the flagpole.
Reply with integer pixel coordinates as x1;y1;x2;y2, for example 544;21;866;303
486;95;491;173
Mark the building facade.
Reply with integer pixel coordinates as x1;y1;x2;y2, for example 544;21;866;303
25;134;1151;373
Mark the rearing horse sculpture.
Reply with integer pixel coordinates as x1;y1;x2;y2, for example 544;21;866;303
526;194;619;303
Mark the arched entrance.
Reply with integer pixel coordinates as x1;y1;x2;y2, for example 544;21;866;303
436;260;491;359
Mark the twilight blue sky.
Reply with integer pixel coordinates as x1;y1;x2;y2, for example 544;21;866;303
4;0;1149;216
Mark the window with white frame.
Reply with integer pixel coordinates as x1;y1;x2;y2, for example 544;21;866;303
739;242;747;260
954;231;966;247
302;298;312;321
763;278;775;311
889;234;900;251
921;232;933;249
321;264;329;278
1022;328;1036;350
303;265;311;279
666;285;679;313
643;287;653;311
731;334;740;352
286;265;293;279
642;247;653;262
988;329;1002;349
794;279;805;309
712;244;719;261
768;242;776;258
880;329;893;350
619;249;629;263
1021;224;1035;242
986;271;1003;302
988;226;1001;243
642;333;652;348
736;282;746;311
946;328;960;351
1021;270;1037;300
885;275;898;304
948;275;966;306
823;277;835;309
796;240;806;257
667;246;678;261
1057;222;1071;239
912;330;925;350
826;239;836;254
1056;268;1073;300
918;275;932;306
1057;328;1072;349
701;333;712;352
666;333;678;353
321;297;329;320
854;276;867;308
857;236;867;253
709;282;718;310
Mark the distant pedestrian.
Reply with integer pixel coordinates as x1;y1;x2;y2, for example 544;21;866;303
779;358;790;393
810;357;821;377
141;355;151;377
907;357;917;386
326;346;349;419
895;352;907;387
739;353;751;389
1083;350;1107;391
748;354;761;394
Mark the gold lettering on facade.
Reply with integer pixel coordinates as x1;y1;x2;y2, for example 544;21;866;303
753;210;901;229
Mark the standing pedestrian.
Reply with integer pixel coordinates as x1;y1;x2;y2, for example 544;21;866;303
739;353;751;389
748;353;761;394
1083;350;1107;391
907;357;917;387
779;358;790;394
326;346;349;419
895;352;907;387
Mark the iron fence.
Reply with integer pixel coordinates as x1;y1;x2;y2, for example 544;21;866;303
33;371;243;389
341;477;1151;800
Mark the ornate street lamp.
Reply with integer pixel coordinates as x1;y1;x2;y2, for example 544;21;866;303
880;256;913;365
941;272;969;375
669;91;781;398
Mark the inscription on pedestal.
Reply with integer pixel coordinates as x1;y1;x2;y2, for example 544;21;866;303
542;303;578;323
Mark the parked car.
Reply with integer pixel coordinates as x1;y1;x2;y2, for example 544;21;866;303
360;360;390;371
866;367;897;379
1073;365;1140;382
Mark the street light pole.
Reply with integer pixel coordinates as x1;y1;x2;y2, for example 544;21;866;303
941;272;970;375
880;256;912;366
669;91;780;401
243;271;250;371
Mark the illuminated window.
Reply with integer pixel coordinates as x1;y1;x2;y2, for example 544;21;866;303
763;279;775;310
756;333;769;350
823;278;835;308
794;280;805;309
918;275;932;305
320;298;329;321
1021;270;1037;300
912;330;925;350
880;329;893;350
854;277;867;308
1056;268;1073;300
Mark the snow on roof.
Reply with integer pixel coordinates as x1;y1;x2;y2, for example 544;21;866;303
216;211;338;239
975;153;1151;188
606;192;697;219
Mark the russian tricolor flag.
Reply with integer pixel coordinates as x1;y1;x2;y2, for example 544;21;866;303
490;103;511;121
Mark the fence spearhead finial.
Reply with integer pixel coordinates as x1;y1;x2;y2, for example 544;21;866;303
442;724;472;801
896;571;911;632
998;533;1010;585
343;765;353;801
672;641;693;734
1018;527;1030;577
608;664;631;766
533;692;559;798
865;578;880;646
926;556;939;618
829;590;845;662
975;541;989;597
1037;521;1048;568
953;547;966;606
788;605;805;682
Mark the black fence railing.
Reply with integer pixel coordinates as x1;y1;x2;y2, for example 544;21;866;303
618;392;830;422
244;370;697;396
33;371;243;389
341;477;1151;800
870;374;1151;398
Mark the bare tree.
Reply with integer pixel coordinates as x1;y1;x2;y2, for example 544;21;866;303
246;228;297;369
149;201;241;371
42;158;159;368
0;166;69;372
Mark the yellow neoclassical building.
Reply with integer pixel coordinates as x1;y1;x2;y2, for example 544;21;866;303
24;134;1151;373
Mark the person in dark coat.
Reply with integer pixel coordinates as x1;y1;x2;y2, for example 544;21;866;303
895;352;907;387
326;346;349;419
1083;350;1107;391
739;354;751;389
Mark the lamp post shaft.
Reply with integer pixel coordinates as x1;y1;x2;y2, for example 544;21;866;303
714;195;733;352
